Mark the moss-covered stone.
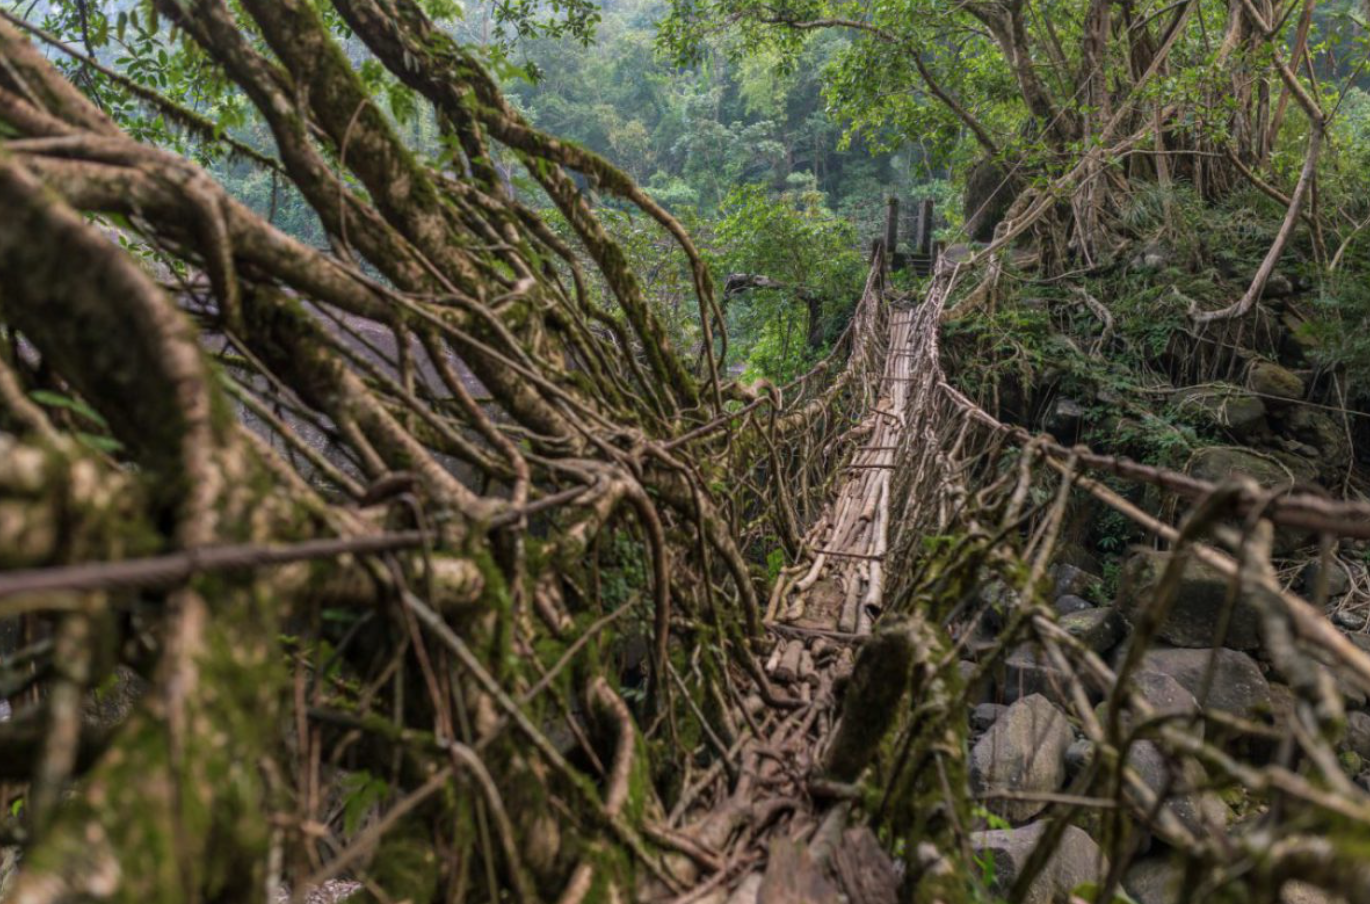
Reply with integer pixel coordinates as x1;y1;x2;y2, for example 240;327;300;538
1171;385;1267;440
1247;361;1305;403
1116;548;1262;650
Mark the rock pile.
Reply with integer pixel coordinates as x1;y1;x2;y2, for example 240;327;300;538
959;549;1370;903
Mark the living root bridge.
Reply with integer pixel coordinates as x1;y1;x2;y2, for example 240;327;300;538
4;2;1370;901
0;2;918;898
628;250;1370;901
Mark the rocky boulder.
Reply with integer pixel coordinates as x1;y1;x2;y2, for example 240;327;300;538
971;694;1073;823
1045;397;1087;442
1342;711;1370;762
1055;594;1095;615
1188;445;1310;488
1136;647;1271;719
1003;644;1106;707
1282;882;1350;904
1261;272;1295;299
1125;856;1179;904
1299;559;1353;599
1172;385;1266;440
83;665;147;731
971;822;1107;904
1248;361;1305;404
1130;243;1173;272
1279;309;1321;365
1187;448;1317;552
1127;857;1346;904
971;702;1008;732
1098;671;1204;740
1116;549;1261;650
1051;563;1102;602
1285;407;1352;479
1060;607;1126;653
1126;740;1230;837
1064;738;1094;777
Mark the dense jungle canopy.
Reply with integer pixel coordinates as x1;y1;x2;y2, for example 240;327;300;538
6;0;1370;902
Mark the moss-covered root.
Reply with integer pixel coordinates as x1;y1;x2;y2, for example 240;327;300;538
822;616;923;782
11;584;285;904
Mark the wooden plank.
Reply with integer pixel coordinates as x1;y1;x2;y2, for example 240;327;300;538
812;548;883;561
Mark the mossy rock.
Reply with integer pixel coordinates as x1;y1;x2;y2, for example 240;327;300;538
1187;445;1313;488
1279;310;1321;364
1059;607;1125;653
1171;385;1267;440
1187;447;1317;553
1116;549;1262;650
1247;360;1304;403
1285;407;1352;478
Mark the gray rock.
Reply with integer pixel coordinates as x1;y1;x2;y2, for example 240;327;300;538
1334;609;1366;630
1056;543;1103;574
971;694;1072;823
1055;594;1095;615
1125;860;1337;904
971;822;1108;904
1286;407;1352;477
1261;272;1295;299
1172;385;1266;440
1065;739;1095;777
1117;549;1262;650
0;698;9;722
972;702;1008;733
83;665;147;731
975;578;1018;635
1267;682;1297;728
1126;740;1230;836
1137;647;1271;719
1100;672;1204;740
1280;310;1320;364
1130;243;1172;272
1301;560;1353;599
1052;564;1102;602
1188;445;1313;489
1269;639;1370;711
1133;671;1203;720
1268;449;1322;486
1125;856;1173;904
1248;360;1305;403
1045;397;1086;442
1060;607;1125;653
1281;881;1349;904
1343;711;1370;762
1003;644;1105;707
273;881;363;904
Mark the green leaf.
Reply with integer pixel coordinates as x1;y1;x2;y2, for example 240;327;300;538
76;433;125;455
29;390;108;427
339;771;389;837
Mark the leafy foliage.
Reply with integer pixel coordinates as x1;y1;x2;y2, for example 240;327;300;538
715;183;864;380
